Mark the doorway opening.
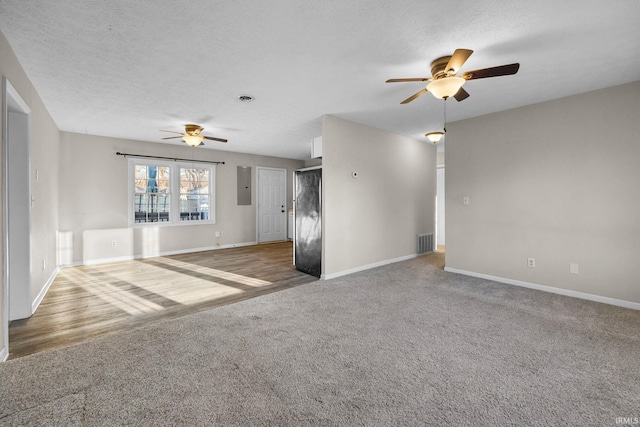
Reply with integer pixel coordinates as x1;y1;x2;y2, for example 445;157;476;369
436;165;445;253
2;78;32;360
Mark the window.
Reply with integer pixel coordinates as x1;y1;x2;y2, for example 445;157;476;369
179;167;210;221
134;164;171;223
129;159;215;226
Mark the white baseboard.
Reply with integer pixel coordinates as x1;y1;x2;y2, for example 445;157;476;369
322;254;418;280
63;241;259;267
83;255;135;266
133;241;258;260
444;267;640;311
32;266;61;313
0;346;7;362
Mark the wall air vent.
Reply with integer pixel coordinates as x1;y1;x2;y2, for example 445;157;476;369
417;233;434;255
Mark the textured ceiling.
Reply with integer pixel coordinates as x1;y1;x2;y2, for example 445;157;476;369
0;0;639;159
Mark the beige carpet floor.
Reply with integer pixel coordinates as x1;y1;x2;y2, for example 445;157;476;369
1;254;638;426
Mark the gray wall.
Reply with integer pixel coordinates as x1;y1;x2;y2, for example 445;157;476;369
59;132;305;264
1;30;60;358
445;81;640;305
322;115;436;278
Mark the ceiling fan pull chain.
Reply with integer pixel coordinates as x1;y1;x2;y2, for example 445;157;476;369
443;99;447;134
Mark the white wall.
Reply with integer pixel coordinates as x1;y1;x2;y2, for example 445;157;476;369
322;115;436;278
58;132;304;264
1;29;60;357
445;81;640;305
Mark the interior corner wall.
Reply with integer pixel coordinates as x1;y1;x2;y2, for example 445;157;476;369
58;132;305;264
445;80;640;305
1;29;60;353
322;115;436;278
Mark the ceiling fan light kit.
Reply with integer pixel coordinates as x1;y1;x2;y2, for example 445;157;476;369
425;132;444;144
426;77;465;99
182;134;205;147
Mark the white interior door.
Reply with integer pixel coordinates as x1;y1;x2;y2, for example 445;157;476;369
257;167;286;242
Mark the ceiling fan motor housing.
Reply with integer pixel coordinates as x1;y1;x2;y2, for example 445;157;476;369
431;56;454;79
185;124;203;136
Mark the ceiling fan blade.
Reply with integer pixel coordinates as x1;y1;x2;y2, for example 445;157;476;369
160;130;183;134
386;77;431;83
203;136;228;143
445;49;473;75
400;88;429;104
462;63;520;80
453;87;470;102
161;136;183;140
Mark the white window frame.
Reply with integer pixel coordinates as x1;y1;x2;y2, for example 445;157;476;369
128;158;216;227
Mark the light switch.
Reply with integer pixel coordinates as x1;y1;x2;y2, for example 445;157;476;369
463;196;469;205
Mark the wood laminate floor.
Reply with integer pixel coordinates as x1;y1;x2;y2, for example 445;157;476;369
8;241;317;360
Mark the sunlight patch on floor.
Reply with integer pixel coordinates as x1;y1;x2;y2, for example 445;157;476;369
151;257;273;288
88;262;244;305
64;269;164;315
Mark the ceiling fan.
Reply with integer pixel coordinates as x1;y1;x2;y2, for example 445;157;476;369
160;124;228;147
386;49;520;104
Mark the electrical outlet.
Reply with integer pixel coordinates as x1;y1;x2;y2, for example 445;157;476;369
527;258;536;268
215;231;220;237
111;240;117;246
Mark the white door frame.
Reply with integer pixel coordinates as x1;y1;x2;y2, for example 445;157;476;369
256;167;287;243
2;78;32;361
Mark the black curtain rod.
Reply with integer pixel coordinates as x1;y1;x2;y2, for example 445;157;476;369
116;152;225;165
